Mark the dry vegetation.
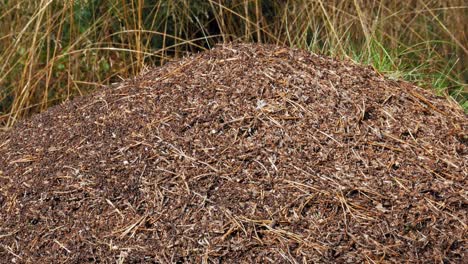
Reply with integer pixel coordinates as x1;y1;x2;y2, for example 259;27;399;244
0;0;467;128
0;43;466;263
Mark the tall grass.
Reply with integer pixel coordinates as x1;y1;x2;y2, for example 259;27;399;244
0;0;466;127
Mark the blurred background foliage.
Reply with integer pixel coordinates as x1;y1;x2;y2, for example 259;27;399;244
0;0;466;127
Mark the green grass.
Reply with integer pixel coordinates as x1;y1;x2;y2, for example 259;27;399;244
0;0;466;127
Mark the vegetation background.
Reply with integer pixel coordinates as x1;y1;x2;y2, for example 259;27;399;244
0;0;466;128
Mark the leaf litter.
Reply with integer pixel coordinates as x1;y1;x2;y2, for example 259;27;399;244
0;43;466;263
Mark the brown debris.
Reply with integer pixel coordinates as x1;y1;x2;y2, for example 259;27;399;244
0;43;466;263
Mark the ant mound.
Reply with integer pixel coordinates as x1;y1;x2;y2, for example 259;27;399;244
0;43;466;263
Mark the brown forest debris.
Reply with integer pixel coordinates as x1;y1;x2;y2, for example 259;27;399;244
0;43;466;263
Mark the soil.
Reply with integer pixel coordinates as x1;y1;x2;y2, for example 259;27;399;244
0;43;466;263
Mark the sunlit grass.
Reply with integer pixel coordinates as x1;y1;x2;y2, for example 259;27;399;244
0;0;466;127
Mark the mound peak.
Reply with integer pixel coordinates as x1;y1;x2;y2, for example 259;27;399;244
0;43;466;263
